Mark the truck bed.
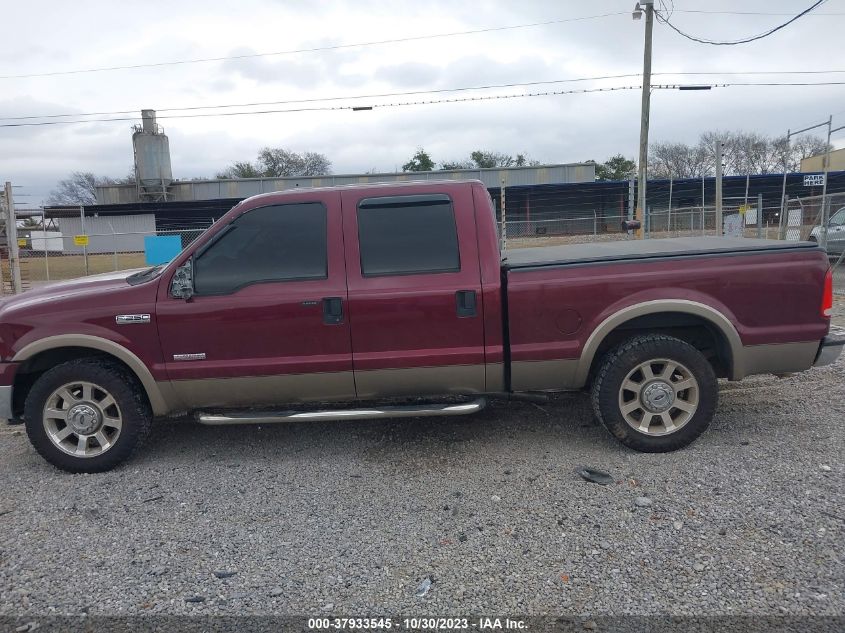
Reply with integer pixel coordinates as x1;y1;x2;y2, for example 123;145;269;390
503;237;820;270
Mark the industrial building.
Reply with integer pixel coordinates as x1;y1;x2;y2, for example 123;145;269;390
40;110;845;240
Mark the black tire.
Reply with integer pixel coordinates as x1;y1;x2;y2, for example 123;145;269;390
590;334;717;452
24;358;152;473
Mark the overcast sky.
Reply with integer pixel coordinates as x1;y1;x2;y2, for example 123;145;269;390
1;0;843;206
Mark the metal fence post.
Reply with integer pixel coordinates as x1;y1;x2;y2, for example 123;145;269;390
4;182;22;293
44;231;50;282
109;221;118;271
593;210;597;235
499;178;507;254
757;193;763;240
80;206;89;276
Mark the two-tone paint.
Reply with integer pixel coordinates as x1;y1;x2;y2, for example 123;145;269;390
0;180;837;421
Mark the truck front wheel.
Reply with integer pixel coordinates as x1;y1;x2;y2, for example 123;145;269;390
591;334;717;452
24;358;152;473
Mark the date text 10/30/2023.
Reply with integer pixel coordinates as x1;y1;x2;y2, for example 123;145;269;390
307;617;528;630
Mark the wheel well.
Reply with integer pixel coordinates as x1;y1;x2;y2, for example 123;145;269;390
12;347;149;418
587;312;732;385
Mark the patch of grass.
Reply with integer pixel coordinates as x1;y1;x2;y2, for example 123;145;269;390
18;253;148;282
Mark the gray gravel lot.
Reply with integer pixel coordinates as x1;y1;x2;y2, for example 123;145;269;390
0;346;842;619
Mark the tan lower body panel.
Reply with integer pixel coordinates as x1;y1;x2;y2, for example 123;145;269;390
733;340;819;379
162;364;489;411
485;362;505;393
354;364;486;400
510;359;581;392
168;371;356;410
509;340;821;393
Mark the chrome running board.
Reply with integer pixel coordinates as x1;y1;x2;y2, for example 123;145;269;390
196;397;487;426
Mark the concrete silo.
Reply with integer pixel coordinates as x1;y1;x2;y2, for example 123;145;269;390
132;110;173;201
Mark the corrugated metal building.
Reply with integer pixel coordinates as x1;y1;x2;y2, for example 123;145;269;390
45;169;845;236
55;214;156;254
95;163;596;204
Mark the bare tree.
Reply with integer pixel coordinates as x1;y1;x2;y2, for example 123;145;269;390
256;148;332;177
218;148;332;179
649;131;831;178
47;172;114;206
649;142;710;179
439;150;539;170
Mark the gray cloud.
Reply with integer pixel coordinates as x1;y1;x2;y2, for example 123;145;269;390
1;0;843;205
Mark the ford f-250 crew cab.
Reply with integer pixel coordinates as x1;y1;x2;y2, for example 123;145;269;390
1;180;841;472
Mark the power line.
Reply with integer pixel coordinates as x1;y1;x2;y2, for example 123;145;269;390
5;70;845;123
0;73;644;121
0;86;646;128
2;81;844;129
656;0;827;45
0;11;627;80
671;9;844;16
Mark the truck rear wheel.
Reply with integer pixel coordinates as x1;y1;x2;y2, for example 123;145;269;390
590;334;717;452
24;358;152;473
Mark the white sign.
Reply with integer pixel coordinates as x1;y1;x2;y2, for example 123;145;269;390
804;174;825;187
743;207;758;225
724;213;744;238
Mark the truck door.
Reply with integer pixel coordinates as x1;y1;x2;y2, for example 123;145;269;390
340;186;486;398
156;191;354;409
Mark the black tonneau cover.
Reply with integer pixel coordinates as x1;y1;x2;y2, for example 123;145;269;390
503;237;820;270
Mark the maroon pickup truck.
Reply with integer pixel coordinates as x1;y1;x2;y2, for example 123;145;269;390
1;180;841;472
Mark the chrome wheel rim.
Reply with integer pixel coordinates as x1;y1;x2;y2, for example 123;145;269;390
43;382;122;458
618;358;699;436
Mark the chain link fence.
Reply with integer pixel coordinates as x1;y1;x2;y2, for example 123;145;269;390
505;208;723;247
501;190;843;288
1;187;842;295
14;226;209;287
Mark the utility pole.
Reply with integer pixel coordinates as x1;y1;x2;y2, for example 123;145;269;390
819;115;845;250
3;182;22;294
635;0;654;239
715;141;723;235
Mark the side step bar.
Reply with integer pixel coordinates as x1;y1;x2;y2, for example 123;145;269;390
197;397;487;426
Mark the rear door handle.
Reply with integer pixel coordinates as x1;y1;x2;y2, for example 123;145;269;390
322;297;344;325
455;290;477;318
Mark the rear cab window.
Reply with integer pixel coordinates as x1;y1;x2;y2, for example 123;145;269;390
356;194;460;276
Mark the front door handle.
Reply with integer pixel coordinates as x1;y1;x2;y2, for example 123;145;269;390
455;290;477;318
322;297;344;325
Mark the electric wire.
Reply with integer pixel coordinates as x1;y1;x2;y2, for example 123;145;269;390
655;0;827;45
4;81;845;129
4;71;845;123
0;11;628;80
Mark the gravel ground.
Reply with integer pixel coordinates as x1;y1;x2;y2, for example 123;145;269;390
0;348;843;620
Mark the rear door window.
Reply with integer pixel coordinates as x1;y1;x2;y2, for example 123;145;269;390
357;194;460;276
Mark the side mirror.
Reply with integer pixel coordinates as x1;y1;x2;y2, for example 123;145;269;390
170;259;194;299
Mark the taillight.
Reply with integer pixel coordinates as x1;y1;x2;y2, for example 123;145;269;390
822;268;833;317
